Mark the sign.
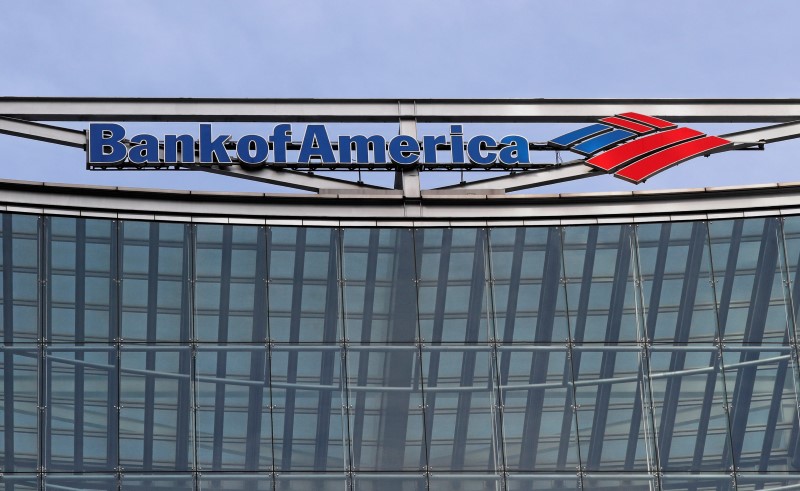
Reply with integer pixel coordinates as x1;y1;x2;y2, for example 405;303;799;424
86;112;733;183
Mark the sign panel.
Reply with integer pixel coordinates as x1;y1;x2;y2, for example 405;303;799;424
86;113;734;183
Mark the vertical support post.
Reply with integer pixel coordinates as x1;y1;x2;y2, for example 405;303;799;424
394;116;421;198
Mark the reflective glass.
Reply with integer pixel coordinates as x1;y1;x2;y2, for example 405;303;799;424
119;346;193;471
426;474;503;491
505;474;580;491
44;474;117;490
660;474;735;491
0;347;38;471
0;214;39;343
195;225;267;343
268;227;341;343
346;346;425;471
636;221;718;344
497;345;578;471
273;474;349;491
198;473;274;490
722;345;800;473
341;228;418;344
120;474;195;490
352;474;426;491
489;227;569;343
572;346;652;471
271;346;346;471
648;345;731;472
562;225;640;343
47;218;114;343
195;346;272;471
415;228;491;344
121;221;190;343
709;218;790;344
0;475;39;490
45;346;117;472
421;346;500;472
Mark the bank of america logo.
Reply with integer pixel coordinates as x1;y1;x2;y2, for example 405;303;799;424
549;113;731;183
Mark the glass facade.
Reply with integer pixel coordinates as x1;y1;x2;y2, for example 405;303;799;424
1;213;800;490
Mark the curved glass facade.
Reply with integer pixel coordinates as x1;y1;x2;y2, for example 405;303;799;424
2;212;800;490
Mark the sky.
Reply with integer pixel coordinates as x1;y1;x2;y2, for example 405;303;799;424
1;0;799;194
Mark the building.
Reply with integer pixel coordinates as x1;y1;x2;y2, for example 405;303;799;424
1;98;800;490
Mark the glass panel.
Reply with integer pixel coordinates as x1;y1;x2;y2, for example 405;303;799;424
121;221;190;343
648;345;731;472
636;221;718;344
352;474;426;491
0;214;39;343
781;215;800;346
736;473;800;490
119;346;193;471
48;217;114;343
489;227;569;343
342;228;418;344
196;346;272;471
271;346;346;471
505;474;580;491
572;346;651;471
426;474;503;491
562;225;639;343
268;227;341;343
0;348;38;472
274;474;349;491
722;345;800;473
346;346;425;471
660;473;734;490
709;218;790;344
415;228;491;344
497;345;578;471
199;473;273;491
422;346;500;472
44;474;117;490
0;474;39;490
45;346;117;472
581;475;656;490
195;225;267;343
120;473;195;490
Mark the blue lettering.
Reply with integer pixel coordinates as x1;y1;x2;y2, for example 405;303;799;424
88;123;127;164
389;135;420;166
498;135;530;165
450;125;464;163
269;124;291;163
128;134;160;165
467;135;497;165
199;124;232;164
299;125;336;163
164;134;195;163
423;135;446;163
338;135;386;163
236;135;269;167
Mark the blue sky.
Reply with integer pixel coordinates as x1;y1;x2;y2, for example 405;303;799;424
1;1;799;193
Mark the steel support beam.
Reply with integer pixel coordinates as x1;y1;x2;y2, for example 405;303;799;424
435;161;592;192
3;98;800;123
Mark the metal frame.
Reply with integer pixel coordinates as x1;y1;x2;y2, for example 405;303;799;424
2;98;800;196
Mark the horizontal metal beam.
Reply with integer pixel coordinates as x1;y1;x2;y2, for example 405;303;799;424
2;97;800;123
721;120;800;146
189;164;385;192
0;116;85;147
436;161;595;192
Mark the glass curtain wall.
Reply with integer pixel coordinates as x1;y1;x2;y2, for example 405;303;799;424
1;213;800;490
